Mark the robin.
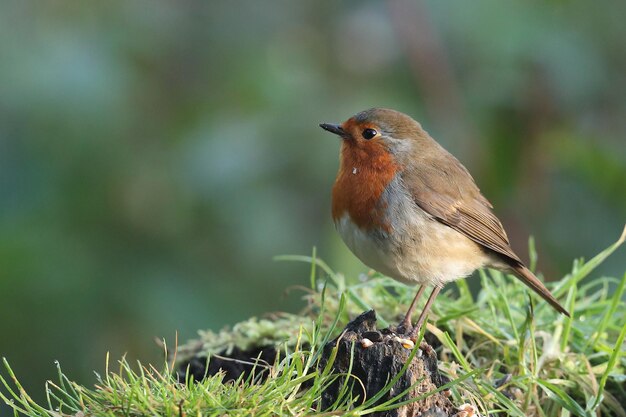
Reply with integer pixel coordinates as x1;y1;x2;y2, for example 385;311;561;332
320;108;569;339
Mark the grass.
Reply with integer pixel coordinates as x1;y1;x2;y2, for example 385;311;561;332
1;226;625;417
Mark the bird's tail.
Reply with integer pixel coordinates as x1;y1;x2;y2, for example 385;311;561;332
512;265;571;317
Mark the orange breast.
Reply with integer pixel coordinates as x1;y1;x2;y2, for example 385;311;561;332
332;141;399;231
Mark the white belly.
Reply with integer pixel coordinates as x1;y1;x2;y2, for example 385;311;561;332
334;177;489;287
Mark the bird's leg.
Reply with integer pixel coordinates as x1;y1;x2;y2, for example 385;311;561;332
398;284;426;333
407;286;441;341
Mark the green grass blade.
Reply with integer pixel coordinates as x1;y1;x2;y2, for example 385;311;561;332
588;272;626;350
274;254;388;327
439;331;471;371
536;379;589;417
481;383;527;417
590;318;626;412
553;224;626;298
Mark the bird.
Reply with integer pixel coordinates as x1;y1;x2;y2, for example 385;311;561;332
320;108;570;339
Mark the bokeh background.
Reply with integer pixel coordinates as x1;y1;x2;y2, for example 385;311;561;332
1;0;625;413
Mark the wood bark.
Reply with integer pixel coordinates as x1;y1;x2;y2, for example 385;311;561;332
319;310;454;417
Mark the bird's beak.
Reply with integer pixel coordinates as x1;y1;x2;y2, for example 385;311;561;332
319;123;346;138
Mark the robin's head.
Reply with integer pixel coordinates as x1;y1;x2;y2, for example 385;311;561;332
320;108;426;157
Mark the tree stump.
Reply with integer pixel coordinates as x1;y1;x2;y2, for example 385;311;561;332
319;310;455;417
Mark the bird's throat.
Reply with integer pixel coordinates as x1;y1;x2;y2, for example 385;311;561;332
332;142;399;231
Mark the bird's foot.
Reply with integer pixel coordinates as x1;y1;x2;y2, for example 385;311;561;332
395;317;413;336
407;324;423;342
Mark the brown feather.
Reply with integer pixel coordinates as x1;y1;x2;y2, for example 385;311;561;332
399;129;569;316
400;141;521;265
512;265;571;317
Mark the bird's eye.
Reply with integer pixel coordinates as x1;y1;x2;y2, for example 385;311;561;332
362;128;377;140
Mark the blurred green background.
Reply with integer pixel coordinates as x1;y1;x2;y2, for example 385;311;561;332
1;0;625;412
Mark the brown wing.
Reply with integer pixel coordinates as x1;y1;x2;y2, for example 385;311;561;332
401;142;570;317
402;149;522;265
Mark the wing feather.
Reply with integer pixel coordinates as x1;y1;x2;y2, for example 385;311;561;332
402;152;522;265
